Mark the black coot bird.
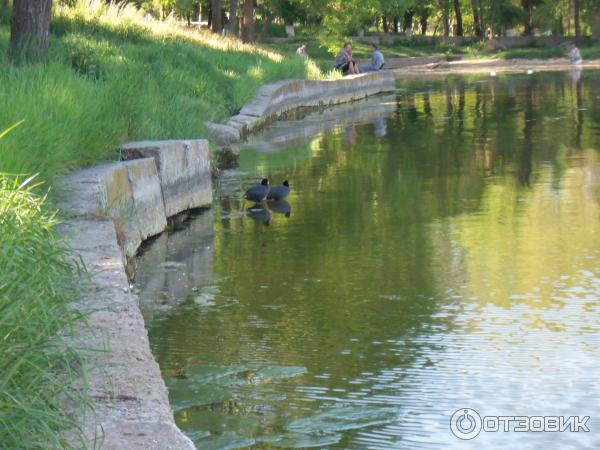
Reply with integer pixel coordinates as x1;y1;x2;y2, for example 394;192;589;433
244;178;269;202
267;180;290;201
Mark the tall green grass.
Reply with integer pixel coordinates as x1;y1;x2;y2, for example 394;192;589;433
0;171;86;448
0;0;323;183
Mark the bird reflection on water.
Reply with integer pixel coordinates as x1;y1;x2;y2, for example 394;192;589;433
246;204;271;226
268;200;292;218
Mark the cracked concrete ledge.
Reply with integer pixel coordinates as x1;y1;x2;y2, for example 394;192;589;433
243;93;398;153
208;71;397;143
60;140;212;450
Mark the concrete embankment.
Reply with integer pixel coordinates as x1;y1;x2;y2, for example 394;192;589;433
209;70;397;147
61;140;212;450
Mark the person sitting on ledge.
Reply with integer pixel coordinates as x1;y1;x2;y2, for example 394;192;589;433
335;43;359;75
361;43;385;72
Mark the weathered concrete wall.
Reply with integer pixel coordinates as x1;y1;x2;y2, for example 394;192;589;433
61;140;213;449
121;140;212;218
63;162;143;259
123;158;168;242
224;71;396;137
62;219;195;450
244;94;397;152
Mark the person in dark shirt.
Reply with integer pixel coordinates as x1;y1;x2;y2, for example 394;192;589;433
335;43;359;75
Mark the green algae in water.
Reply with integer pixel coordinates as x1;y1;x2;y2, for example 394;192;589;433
194;432;256;450
256;432;342;448
253;366;308;380
286;406;399;434
139;71;600;449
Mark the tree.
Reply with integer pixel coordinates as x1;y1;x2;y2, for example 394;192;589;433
439;0;450;37
471;0;483;37
574;0;581;44
211;0;222;32
521;0;543;36
414;2;432;35
454;0;463;36
592;7;600;42
9;0;52;62
227;0;238;34
241;0;254;42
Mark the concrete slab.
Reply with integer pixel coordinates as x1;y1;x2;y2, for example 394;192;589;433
61;218;195;450
123;158;167;242
62;163;142;260
121;140;212;218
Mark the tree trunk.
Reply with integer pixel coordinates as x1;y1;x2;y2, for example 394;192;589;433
420;14;428;35
211;0;222;33
192;2;201;22
592;14;600;43
241;0;254;43
259;11;271;42
403;11;414;33
227;0;238;34
478;1;485;37
453;0;463;36
574;0;581;45
382;16;389;33
9;0;52;62
523;4;533;36
471;0;482;37
207;1;212;28
490;0;496;37
393;16;399;33
442;0;450;38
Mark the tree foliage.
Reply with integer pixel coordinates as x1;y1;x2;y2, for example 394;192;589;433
5;0;599;60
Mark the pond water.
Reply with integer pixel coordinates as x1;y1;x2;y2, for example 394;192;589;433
135;70;600;449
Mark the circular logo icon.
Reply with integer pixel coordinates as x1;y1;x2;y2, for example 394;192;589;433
450;408;482;440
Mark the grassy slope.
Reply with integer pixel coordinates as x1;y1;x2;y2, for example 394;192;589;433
0;2;322;183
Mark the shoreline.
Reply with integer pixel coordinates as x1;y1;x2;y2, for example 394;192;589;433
61;61;598;449
390;57;600;76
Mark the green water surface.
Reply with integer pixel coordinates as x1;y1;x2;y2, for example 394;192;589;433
136;70;600;449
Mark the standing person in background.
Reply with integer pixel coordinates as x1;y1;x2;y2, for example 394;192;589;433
296;44;308;57
361;43;385;72
335;43;359;75
569;44;583;65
